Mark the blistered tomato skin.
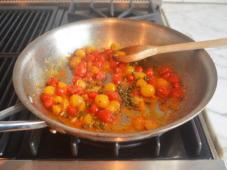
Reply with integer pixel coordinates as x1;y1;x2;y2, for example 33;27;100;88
89;104;99;114
97;109;114;123
47;77;58;87
41;94;54;109
41;46;184;132
146;68;154;77
67;105;77;116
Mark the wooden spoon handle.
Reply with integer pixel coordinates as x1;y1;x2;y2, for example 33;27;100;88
156;38;227;54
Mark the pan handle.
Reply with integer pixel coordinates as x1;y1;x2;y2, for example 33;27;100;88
0;103;48;132
0;103;25;120
0;121;47;132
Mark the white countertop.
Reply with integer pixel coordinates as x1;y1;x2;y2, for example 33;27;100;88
162;3;227;159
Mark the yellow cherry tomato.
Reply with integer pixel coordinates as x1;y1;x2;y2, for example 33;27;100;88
43;86;55;95
52;105;62;115
76;79;87;89
78;101;86;112
107;100;120;113
62;98;69;110
136;79;147;87
75;49;86;58
70;57;81;69
70;95;84;107
84;114;93;125
54;96;63;104
95;94;110;108
140;84;155;97
104;83;116;92
134;72;146;79
86;46;96;54
91;66;99;74
125;65;135;74
156;78;170;88
58;82;67;88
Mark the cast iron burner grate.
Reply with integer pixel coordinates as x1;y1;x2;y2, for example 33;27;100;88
67;1;163;24
0;3;213;160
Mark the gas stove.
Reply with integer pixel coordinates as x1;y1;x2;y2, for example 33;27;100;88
0;1;226;170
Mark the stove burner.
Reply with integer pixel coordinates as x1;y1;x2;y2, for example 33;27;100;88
67;0;162;23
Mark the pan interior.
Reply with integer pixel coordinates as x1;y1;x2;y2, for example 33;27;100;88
13;19;217;141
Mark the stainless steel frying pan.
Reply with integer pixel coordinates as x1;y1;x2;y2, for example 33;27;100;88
0;19;217;142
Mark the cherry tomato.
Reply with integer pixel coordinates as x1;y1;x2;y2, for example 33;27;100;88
95;94;110;108
41;94;54;109
67;85;84;95
89;103;99;114
135;66;143;72
47;77;58;87
140;84;155;97
146;68;154;77
106;91;119;101
158;66;173;76
72;76;81;84
56;87;66;96
95;60;104;68
74;62;87;77
67;85;77;95
148;76;157;86
88;91;98;99
171;87;183;99
168;74;180;84
157;87;170;98
97;109;114;123
112;73;122;85
127;74;135;82
96;71;106;81
67;105;77;116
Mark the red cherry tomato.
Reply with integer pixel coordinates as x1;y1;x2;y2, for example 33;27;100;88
74;62;87;77
56;87;66;96
146;68;154;77
135;66;143;72
171;87;183;99
148;76;157;86
67;85;84;95
168;74;180;84
97;109;114;123
72;76;81;84
112;73;122;85
47;77;58;87
157;87;170;98
106;91;119;101
115;67;122;74
96;71;106;81
41;94;54;109
88;91;98;99
158;66;173;76
95;60;104;68
127;74;135;82
67;105;77;116
89;104;99;114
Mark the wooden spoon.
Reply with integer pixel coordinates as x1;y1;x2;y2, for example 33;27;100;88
115;38;227;63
